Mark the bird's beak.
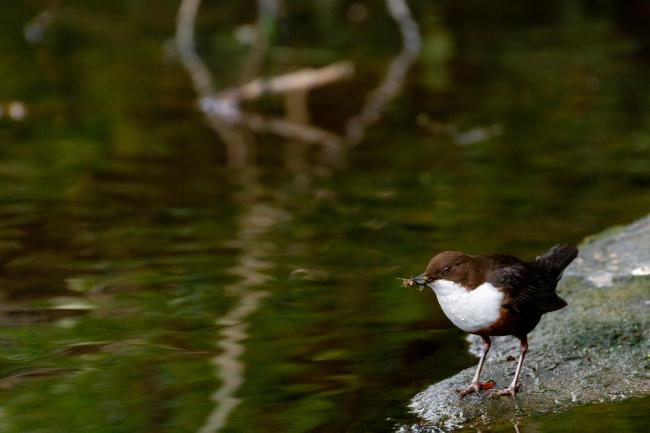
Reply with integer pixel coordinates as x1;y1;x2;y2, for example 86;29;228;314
409;273;431;286
400;273;432;288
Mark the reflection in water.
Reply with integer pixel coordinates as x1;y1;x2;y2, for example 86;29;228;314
176;0;352;165
345;0;421;144
238;0;280;84
23;2;58;45
0;367;75;390
0;101;28;121
197;199;283;433
175;0;216;97
176;0;422;431
199;290;268;433
221;61;355;102
177;4;272;431
177;0;421;151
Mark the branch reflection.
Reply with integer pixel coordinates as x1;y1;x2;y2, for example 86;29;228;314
176;1;421;432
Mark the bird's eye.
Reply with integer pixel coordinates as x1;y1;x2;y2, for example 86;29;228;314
442;265;451;274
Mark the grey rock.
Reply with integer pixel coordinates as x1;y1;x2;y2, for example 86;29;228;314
404;215;650;431
565;214;650;287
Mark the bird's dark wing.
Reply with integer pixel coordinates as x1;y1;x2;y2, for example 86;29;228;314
488;264;567;314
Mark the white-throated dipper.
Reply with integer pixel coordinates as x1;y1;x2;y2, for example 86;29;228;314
403;244;578;397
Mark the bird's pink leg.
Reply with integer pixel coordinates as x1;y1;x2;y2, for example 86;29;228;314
457;336;495;398
497;337;528;397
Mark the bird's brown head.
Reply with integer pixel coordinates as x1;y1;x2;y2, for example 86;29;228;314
404;251;483;289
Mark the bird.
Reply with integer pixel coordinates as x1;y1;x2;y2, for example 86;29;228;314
402;244;578;397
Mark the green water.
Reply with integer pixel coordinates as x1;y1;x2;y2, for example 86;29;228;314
465;396;650;433
1;1;649;432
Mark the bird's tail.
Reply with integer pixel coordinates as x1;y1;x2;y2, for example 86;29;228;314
536;244;579;282
533;245;577;312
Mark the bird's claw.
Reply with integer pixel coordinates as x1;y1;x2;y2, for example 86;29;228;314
493;382;522;398
456;379;495;398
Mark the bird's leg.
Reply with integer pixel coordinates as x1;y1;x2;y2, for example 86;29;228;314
457;336;495;398
497;337;528;397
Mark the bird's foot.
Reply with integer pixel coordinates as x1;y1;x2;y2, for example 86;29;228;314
494;382;522;397
456;380;495;398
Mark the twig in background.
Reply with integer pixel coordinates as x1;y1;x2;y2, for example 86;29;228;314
176;0;350;155
176;0;216;97
238;0;283;83
24;0;61;44
219;61;354;102
345;0;422;144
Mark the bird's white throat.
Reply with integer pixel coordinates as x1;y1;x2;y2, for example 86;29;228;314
428;279;503;333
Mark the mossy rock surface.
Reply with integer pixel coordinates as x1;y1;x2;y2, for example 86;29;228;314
404;216;650;432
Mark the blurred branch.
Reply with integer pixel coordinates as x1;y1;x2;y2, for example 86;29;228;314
176;0;422;161
345;0;421;144
238;112;342;149
239;0;283;83
176;0;349;156
220;61;354;101
176;0;216;97
23;1;62;45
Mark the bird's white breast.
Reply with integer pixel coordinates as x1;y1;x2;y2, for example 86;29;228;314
429;280;504;333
